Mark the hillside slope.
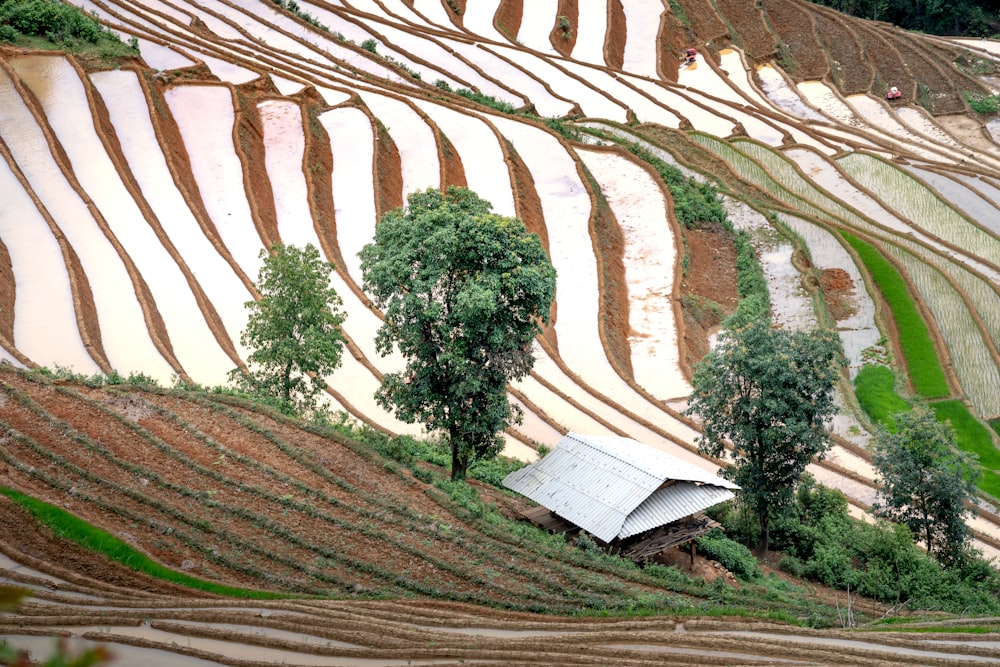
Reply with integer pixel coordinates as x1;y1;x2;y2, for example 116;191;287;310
4;0;1000;661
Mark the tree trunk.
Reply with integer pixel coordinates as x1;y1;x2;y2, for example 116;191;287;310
757;513;770;556
450;429;468;481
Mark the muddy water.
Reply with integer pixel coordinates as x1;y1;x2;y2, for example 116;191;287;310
358;92;440;198
775;208;880;377
318;106;376;285
461;0;505;41
631;76;738;136
621;0;661;78
756;66;826;121
165;85;264;279
524;349;712;469
259;100;312;238
845;94;947;161
576;148;691;400
677;54;788;145
572;0;609;65
564;64;682;128
508;395;562;452
718;50;769;108
133;37;195;71
0;636;223;667
411;0;459;30
6;628;459;666
496;44;629;121
412;101;518;215
89;70;253;361
0;153;100;374
722;631;998;663
0;62;172;377
487;116;601;366
446;40;559;114
518;0;559;55
15;55;232;385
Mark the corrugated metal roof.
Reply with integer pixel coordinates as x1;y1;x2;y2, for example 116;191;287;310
503;433;737;543
619;482;735;539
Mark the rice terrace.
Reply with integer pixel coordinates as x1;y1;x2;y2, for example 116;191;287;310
4;0;1000;664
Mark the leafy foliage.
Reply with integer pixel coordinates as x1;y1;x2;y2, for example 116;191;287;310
229;244;346;418
806;0;997;36
696;529;760;581
359;187;556;480
870;406;982;566
759;475;1000;613
0;0;136;58
684;316;842;553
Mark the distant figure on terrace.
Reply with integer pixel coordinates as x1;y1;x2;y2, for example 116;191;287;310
683;48;697;65
887;86;902;100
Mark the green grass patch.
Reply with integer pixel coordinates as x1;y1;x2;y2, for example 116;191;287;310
0;486;287;599
854;364;910;428
930;400;1000;499
841;233;949;398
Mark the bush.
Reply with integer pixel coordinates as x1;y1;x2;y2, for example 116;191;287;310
0;23;16;41
696;529;759;581
0;0;104;43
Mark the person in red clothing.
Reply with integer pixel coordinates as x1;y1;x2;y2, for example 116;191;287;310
887;86;902;100
684;48;697;65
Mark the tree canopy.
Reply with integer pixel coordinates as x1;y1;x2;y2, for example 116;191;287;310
229;243;346;417
684;316;842;554
870;406;982;566
359;187;556;480
806;0;999;36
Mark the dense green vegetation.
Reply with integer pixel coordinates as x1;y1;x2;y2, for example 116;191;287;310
807;0;999;36
714;476;1000;614
230;244;346;418
685;316;842;554
360;187;556;480
0;0;137;59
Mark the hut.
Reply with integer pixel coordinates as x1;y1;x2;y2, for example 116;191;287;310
503;433;738;562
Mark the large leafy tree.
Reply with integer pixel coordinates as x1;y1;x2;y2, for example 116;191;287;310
684;316;842;554
230;243;346;417
359;187;556;480
870;406;981;566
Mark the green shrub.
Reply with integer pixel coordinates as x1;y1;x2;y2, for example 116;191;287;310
0;23;16;41
696;529;760;581
778;554;804;577
361;38;377;53
964;91;1000;114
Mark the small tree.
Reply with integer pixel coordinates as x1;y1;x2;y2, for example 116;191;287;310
359;187;556;480
684;316;842;555
870;406;981;566
229;243;346;417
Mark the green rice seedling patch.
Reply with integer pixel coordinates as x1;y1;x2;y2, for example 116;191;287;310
842;232;950;398
930;400;1000;499
0;486;284;598
885;245;1000;416
854;364;910;428
837;153;1000;268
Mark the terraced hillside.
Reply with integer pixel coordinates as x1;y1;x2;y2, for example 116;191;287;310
4;0;1000;662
